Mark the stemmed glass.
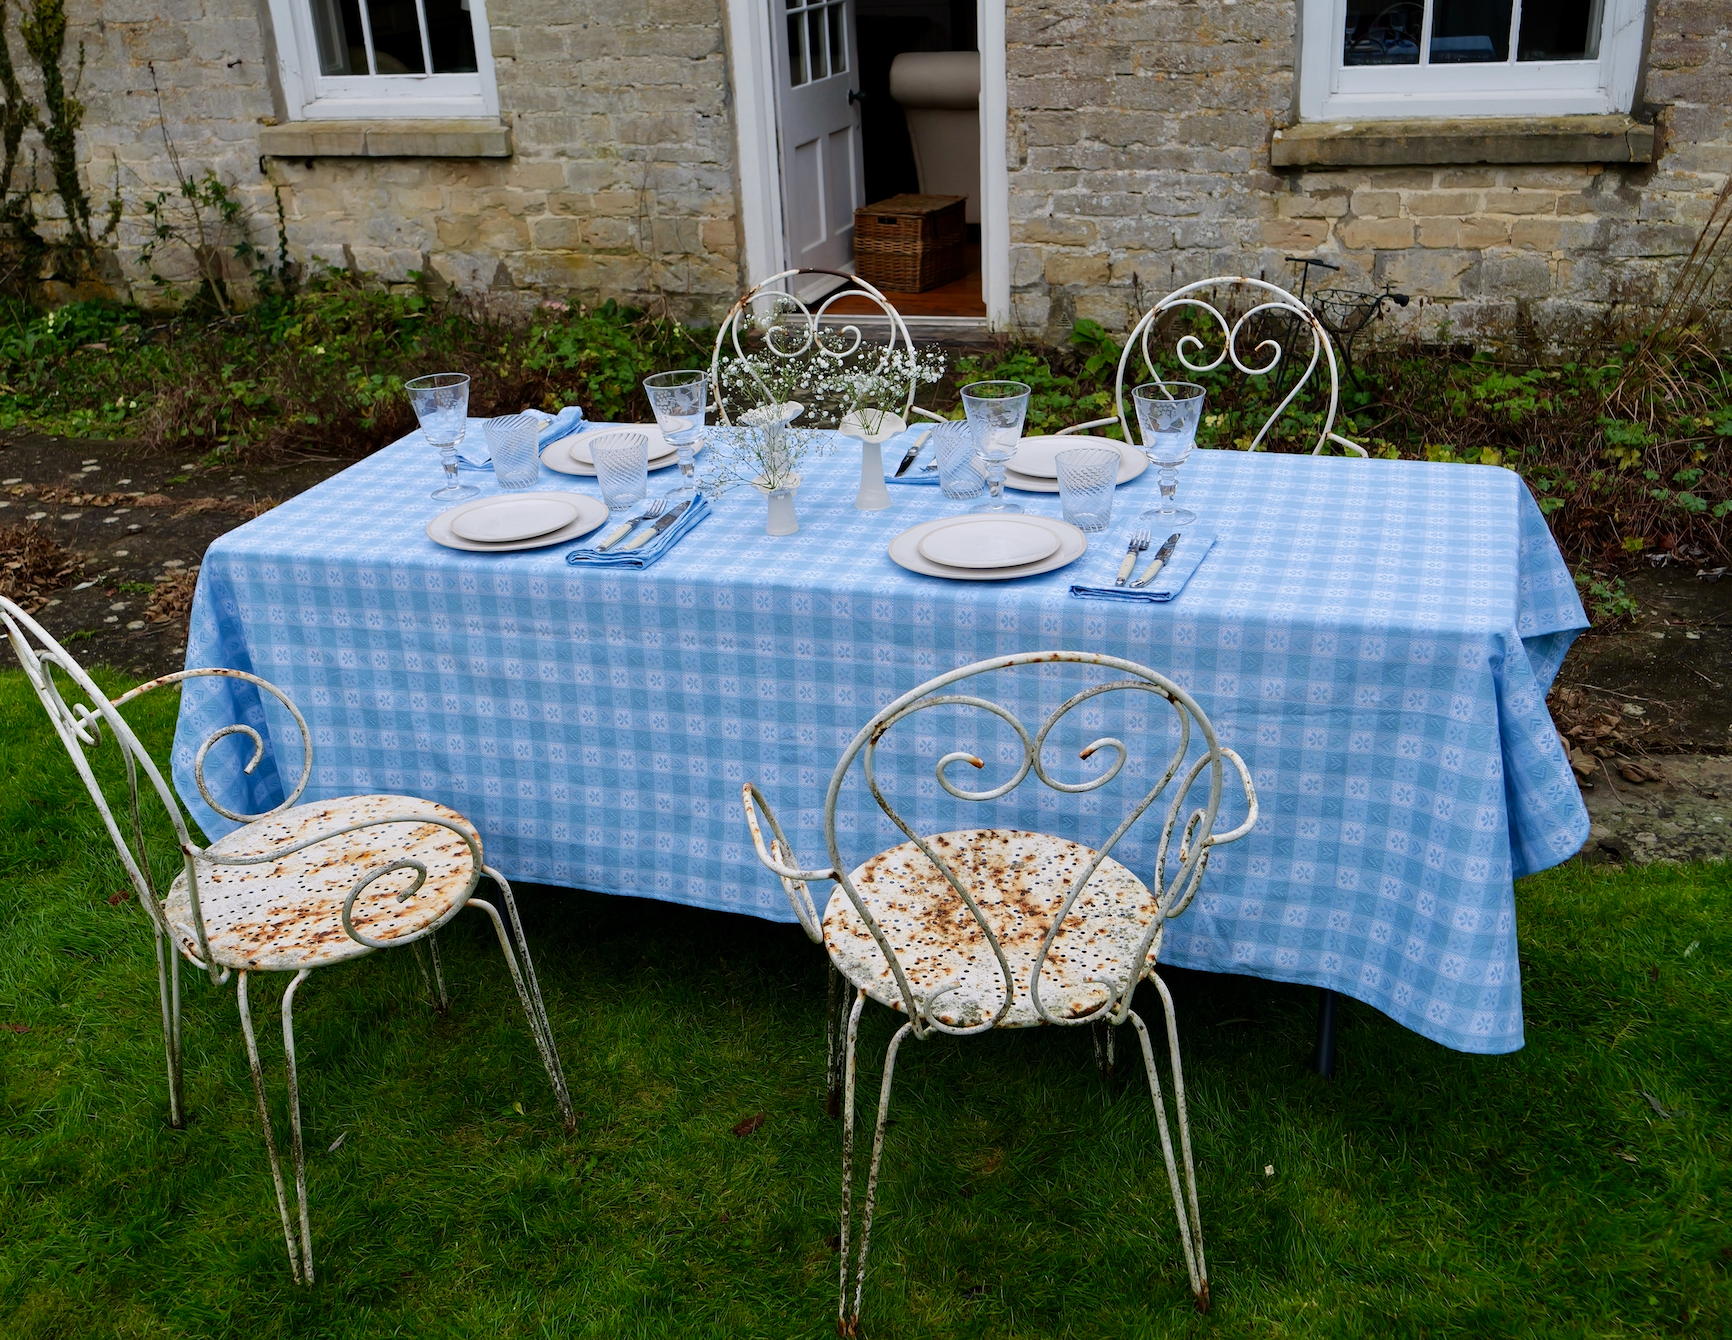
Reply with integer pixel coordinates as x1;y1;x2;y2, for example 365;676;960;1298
1132;381;1206;527
406;373;478;502
643;370;707;500
961;380;1031;514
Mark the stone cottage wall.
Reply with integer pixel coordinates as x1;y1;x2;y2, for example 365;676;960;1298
1005;0;1732;344
37;0;742;319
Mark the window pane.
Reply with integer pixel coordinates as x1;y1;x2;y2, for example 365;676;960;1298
366;0;428;73
827;2;846;76
808;8;828;79
788;12;806;84
424;0;477;72
1518;0;1601;59
309;0;366;75
1343;0;1423;65
1429;0;1512;62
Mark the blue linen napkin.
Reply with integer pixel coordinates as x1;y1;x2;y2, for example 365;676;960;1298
564;493;710;570
454;405;587;469
881;423;944;486
1068;528;1216;603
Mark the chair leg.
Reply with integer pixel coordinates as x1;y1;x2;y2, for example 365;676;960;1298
836;989;865;1335
825;960;844;1118
1129;974;1209;1313
1091;1016;1116;1080
838;991;913;1339
411;934;451;1014
470;870;575;1131
238;971;305;1284
280;968;316;1283
153;927;185;1129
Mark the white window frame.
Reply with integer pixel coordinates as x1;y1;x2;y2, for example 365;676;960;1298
1297;0;1648;120
265;0;501;120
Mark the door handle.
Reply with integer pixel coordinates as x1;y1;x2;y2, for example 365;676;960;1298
848;87;867;105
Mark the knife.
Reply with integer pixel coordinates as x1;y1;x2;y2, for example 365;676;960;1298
1132;532;1183;588
892;428;933;478
622;499;692;550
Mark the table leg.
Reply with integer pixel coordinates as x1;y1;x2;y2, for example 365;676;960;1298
1311;989;1338;1078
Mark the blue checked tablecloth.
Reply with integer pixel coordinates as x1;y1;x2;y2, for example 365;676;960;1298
173;430;1589;1054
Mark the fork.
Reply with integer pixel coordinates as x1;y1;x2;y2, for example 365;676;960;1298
1114;527;1150;586
596;497;665;551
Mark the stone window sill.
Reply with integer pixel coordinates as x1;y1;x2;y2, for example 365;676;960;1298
1270;115;1654;169
258;119;512;160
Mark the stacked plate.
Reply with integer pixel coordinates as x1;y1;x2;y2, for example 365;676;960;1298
543;425;702;477
427;491;609;552
1004;435;1147;493
889;514;1088;581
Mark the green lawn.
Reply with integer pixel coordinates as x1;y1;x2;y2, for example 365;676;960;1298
0;667;1727;1339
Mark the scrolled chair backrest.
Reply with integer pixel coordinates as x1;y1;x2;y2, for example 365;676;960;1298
747;651;1257;1041
0;596;312;983
708;267;925;429
1104;275;1366;458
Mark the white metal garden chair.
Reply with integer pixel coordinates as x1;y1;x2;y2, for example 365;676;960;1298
741;650;1258;1330
708;267;947;435
0;597;574;1285
1060;275;1368;457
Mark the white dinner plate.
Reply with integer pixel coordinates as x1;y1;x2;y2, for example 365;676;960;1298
542;425;701;477
450;495;581;543
917;516;1061;569
427;491;609;552
889;514;1087;582
1004;436;1147;492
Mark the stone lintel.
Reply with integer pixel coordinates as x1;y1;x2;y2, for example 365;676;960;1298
258;119;512;159
1271;116;1654;169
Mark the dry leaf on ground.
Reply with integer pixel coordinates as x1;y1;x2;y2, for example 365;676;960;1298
0;524;78;612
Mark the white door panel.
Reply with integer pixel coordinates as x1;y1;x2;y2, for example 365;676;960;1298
772;0;863;271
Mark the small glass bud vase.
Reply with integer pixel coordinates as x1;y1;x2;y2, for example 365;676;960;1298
753;475;802;536
839;409;904;511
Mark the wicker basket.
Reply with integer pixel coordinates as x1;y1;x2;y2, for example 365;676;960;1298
854;194;967;293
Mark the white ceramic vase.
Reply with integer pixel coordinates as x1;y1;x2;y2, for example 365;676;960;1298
754;475;802;536
840;410;905;511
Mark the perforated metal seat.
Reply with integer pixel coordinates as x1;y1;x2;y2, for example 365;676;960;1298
165;796;481;972
826;830;1161;1031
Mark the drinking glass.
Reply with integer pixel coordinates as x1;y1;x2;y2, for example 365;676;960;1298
406;372;477;501
1055;446;1119;532
1132;381;1206;526
961;379;1031;514
590;431;651;513
484;413;542;491
933;419;985;499
643;369;706;499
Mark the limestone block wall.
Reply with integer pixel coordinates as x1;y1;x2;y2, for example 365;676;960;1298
1005;0;1732;343
35;0;744;319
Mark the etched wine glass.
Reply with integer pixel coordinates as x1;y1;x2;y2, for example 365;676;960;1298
1132;381;1205;527
406;373;477;502
961;380;1031;514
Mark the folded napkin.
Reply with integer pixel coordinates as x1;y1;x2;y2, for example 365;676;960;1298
1068;529;1216;603
564;493;710;570
881;424;944;486
454;405;587;468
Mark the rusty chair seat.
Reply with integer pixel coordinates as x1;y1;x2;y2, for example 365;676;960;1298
164;795;481;973
825;829;1162;1031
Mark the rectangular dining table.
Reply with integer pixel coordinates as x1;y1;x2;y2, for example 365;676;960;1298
173;429;1589;1055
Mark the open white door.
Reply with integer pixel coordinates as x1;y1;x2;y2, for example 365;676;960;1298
771;0;864;273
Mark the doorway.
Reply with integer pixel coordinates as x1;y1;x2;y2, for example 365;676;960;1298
727;0;1007;327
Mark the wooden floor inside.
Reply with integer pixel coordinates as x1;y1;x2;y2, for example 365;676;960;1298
832;244;986;319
